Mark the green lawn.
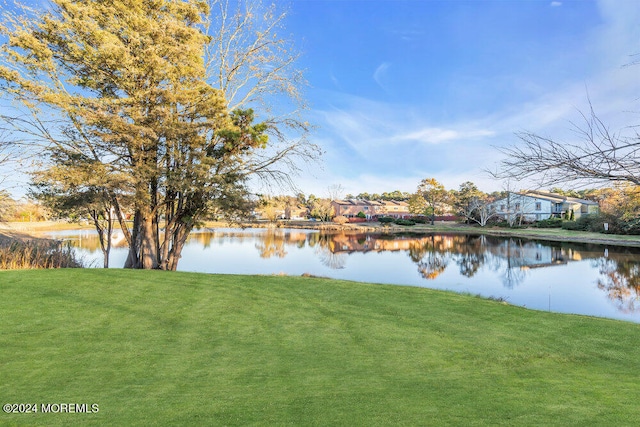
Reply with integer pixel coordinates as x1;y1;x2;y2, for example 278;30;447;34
1;269;639;426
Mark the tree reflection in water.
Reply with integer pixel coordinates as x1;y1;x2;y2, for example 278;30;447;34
405;234;529;286
595;258;640;313
497;238;528;289
254;229;287;259
316;247;348;269
454;235;487;278
312;232;348;269
408;236;450;280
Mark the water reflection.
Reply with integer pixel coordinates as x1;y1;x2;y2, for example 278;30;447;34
51;228;640;322
595;258;640;313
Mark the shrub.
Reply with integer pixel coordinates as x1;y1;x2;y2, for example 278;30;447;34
561;214;601;232
561;220;584;231
533;218;563;228
558;214;619;233
434;215;464;222
618;218;640;235
356;211;366;219
333;215;349;225
411;216;429;224
393;219;415;226
378;217;395;223
348;217;367;223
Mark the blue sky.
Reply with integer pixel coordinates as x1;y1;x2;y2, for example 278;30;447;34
282;0;640;196
2;0;640;199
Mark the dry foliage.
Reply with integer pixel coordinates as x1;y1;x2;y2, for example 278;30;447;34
0;236;83;269
333;215;349;225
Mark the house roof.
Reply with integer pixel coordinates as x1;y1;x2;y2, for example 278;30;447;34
522;190;599;206
379;200;409;207
333;199;406;206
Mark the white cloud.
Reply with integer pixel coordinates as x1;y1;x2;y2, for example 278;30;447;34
550;2;562;7
395;128;495;145
372;62;391;91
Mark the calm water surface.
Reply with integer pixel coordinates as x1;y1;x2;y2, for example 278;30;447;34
48;228;640;323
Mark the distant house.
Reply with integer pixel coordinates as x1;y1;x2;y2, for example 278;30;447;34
331;199;381;219
377;200;412;218
330;199;413;220
284;204;309;220
491;190;599;222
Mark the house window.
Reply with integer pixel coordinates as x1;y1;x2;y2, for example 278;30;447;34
500;204;506;212
515;203;521;210
535;202;541;211
581;205;588;213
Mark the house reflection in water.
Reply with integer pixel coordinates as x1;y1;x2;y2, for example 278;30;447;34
490;239;568;269
325;233;572;270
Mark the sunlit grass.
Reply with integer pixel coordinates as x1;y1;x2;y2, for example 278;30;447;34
1;269;639;426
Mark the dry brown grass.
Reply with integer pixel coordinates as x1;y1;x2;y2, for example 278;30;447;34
0;232;83;269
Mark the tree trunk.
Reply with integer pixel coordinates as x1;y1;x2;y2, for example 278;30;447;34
91;208;111;268
166;223;193;271
140;211;159;269
104;206;113;268
124;211;141;268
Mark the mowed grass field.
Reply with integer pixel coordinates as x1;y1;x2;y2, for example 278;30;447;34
1;269;639;426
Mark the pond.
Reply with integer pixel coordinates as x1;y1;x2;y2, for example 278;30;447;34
46;228;640;323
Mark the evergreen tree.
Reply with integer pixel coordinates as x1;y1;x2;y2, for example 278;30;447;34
0;1;315;270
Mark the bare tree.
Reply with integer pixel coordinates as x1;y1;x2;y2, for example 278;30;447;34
0;129;18;189
494;180;533;227
494;104;640;187
205;0;320;190
468;197;498;227
327;184;345;201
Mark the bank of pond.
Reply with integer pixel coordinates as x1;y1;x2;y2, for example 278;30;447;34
43;228;640;323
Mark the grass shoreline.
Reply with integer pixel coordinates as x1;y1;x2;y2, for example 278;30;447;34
1;269;639;425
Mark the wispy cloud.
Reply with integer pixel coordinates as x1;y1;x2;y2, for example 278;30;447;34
372;62;391;91
311;92;502;192
550;2;562;7
329;69;341;90
389;28;426;43
394;128;495;145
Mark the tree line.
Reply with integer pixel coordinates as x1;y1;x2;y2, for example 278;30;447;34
252;179;640;232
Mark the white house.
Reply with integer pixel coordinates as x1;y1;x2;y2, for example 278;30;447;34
491;190;599;222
